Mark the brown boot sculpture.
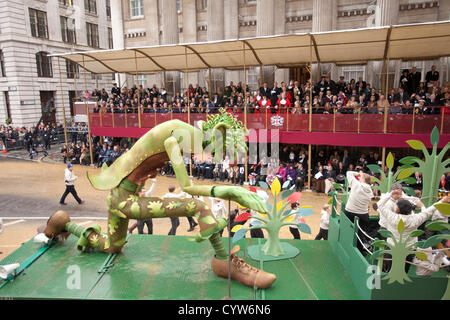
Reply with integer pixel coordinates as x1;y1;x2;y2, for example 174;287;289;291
211;245;276;289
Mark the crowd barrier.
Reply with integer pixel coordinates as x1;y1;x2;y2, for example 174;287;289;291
88;106;450;135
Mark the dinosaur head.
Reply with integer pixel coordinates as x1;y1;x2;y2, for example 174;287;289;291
201;108;248;164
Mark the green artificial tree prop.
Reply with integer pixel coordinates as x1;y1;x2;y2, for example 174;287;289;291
367;152;416;196
330;177;350;205
371;202;450;285
399;126;450;207
371;219;428;285
231;178;314;257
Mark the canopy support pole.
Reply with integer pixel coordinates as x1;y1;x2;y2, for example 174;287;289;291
82;55;94;166
185;46;192;177
308;36;313;190
57;57;69;150
134;51;141;128
243;42;248;183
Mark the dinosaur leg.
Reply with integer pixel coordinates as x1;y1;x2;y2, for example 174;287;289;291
64;211;129;254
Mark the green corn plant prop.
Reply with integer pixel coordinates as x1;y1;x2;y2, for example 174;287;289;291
231;178;313;257
398;126;450;207
367;152;416;196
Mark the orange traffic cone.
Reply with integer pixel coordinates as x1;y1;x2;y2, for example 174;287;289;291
2;143;6;154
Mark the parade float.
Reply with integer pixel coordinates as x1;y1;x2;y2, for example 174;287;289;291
0;124;448;300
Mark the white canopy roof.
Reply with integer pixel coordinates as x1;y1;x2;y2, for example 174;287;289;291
51;21;450;74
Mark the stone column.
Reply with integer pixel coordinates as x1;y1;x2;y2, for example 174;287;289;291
312;0;337;81
273;0;288;85
160;0;179;94
224;0;239;87
207;0;224;41
373;0;399;91
110;0;126;86
207;0;225;92
256;0;276;86
375;0;399;27
182;0;199;88
161;0;179;44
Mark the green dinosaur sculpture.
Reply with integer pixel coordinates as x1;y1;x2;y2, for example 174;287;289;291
43;111;277;289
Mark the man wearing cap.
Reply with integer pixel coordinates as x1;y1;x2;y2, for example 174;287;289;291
59;164;84;205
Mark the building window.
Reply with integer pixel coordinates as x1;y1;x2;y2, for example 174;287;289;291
130;0;144;18
108;27;113;49
177;0;181;12
106;0;111;18
197;0;207;10
36;52;53;78
91;73;102;80
86;22;99;48
400;61;425;82
60;16;76;44
84;0;97;14
134;74;146;87
58;0;72;5
246;67;259;91
342;65;365;83
0;50;5;77
29;8;49;39
66;60;79;79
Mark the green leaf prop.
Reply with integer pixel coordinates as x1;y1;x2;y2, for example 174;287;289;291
266;200;272;213
402;177;417;185
415;252;428;261
333;183;344;191
281;189;295;200
386;152;394;170
399;156;419;165
298;207;315;217
232;227;248;243
435;203;450;216
367;164;382;174
396;167;415;180
430;126;440;146
327;197;333;205
298;223;311;234
408;229;425;238
402;187;415;197
251;220;262;227
259;181;269;189
282;180;291;189
425;221;450;232
378;229;394;239
130;202;141;218
406;140;426;150
397;219;405;234
283;209;292;217
371;240;387;248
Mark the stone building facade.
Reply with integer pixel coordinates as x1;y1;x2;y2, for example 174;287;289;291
113;0;450;97
0;0;113;127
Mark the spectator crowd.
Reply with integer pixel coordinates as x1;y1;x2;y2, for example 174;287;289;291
85;65;449;116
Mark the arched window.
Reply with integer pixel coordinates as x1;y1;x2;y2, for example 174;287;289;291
36;52;53;78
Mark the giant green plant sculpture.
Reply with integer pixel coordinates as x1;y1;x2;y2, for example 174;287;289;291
231;178;313;257
367;152;416;196
399;126;450;207
330;177;350;205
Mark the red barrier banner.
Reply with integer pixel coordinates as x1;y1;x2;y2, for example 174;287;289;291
127;114;139;128
141;113;155;128
311;114;333;132
359;114;384;133
414;114;442;134
335;113;358;132
286;113;309;131
387;114;412;133
101;114;113;127
114;114;126;127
